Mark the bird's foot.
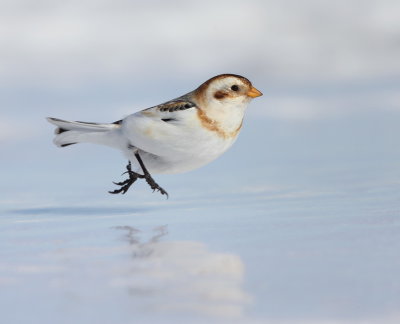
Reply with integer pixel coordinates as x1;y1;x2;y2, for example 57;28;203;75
109;161;168;198
109;161;143;194
143;173;169;198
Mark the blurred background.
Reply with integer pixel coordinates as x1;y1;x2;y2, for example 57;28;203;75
1;0;400;323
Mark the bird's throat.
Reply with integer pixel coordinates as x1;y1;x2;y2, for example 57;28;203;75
196;109;243;139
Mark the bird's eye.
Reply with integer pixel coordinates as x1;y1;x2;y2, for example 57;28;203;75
231;85;239;91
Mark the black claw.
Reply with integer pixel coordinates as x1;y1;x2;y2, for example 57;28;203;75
112;179;131;186
109;180;133;194
109;155;169;197
109;162;141;195
144;175;169;198
109;188;125;194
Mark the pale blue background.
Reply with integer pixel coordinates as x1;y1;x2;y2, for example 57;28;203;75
1;1;400;323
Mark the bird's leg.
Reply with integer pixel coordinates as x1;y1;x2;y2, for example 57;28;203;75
134;151;169;198
109;154;169;197
109;161;144;195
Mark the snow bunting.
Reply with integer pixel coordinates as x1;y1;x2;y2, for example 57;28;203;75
47;74;262;197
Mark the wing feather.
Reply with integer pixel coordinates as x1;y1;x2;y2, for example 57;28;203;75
121;97;199;156
142;99;196;114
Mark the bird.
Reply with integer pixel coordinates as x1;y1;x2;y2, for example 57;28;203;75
47;74;262;197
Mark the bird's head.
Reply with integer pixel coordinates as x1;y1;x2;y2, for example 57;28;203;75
194;74;262;109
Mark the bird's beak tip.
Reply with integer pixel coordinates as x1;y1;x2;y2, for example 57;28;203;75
247;86;263;98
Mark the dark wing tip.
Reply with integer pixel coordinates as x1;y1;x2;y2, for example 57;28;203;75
60;143;77;147
55;127;68;134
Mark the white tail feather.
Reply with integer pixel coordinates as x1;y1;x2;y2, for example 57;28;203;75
47;117;123;148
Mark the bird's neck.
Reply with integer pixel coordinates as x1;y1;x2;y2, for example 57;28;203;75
197;102;246;140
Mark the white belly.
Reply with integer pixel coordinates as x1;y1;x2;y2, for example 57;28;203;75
120;108;241;174
139;134;237;174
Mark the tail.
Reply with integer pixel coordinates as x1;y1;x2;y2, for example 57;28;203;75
47;117;123;148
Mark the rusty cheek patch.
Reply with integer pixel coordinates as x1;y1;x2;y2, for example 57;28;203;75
214;91;228;100
196;109;242;139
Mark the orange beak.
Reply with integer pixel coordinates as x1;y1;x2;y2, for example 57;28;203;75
247;86;263;98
